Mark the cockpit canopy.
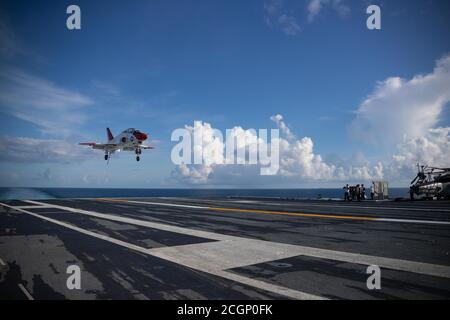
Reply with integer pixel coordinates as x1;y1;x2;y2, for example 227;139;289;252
124;128;139;134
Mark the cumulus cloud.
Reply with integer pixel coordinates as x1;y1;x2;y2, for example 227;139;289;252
171;116;384;185
172;54;450;187
385;127;450;183
270;114;295;140
273;117;383;181
171;121;264;184
172;163;214;185
0;136;95;163
394;127;450;167
348;53;450;184
307;0;350;22
264;0;302;36
0;67;93;136
350;54;450;146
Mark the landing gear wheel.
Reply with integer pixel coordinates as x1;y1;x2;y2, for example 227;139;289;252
136;156;140;162
104;154;109;161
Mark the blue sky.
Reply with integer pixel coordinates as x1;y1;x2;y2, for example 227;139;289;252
0;0;449;188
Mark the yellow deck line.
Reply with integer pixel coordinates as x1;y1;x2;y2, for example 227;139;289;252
97;198;377;222
208;207;377;221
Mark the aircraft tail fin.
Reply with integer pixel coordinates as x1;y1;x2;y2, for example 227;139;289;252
106;128;114;141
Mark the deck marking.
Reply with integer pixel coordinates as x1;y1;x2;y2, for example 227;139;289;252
209;207;377;221
227;200;450;213
215;270;320;300
376;218;450;225
22;200;228;241
208;207;450;226
14;205;54;209
18;284;34;300
0;201;323;300
7;201;450;279
98;198;450;226
97;198;208;209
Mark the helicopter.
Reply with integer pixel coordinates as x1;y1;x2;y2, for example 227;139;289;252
409;164;450;200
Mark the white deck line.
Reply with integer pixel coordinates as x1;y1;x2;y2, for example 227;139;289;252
376;218;450;225
18;284;34;300
14;205;55;209
114;199;209;210
241;200;450;213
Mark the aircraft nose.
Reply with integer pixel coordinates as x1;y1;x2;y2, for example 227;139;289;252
134;132;148;141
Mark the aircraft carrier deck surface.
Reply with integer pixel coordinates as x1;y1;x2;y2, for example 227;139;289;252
0;197;449;300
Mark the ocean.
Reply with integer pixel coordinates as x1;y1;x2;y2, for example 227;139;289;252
0;187;411;201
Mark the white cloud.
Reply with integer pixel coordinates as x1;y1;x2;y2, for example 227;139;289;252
278;136;334;179
307;0;323;22
171;116;384;185
172;163;214;185
348;54;450;184
0;67;93;136
0;136;95;163
350;54;450;146
171;121;261;184
264;0;350;35
264;0;302;36
307;0;350;22
386;127;450;183
273;117;383;181
270;114;295;140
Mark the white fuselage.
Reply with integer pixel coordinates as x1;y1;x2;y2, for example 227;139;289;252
108;131;142;151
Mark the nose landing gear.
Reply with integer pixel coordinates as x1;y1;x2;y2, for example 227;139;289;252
135;148;141;161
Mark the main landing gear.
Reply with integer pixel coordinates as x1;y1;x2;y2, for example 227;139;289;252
104;152;111;164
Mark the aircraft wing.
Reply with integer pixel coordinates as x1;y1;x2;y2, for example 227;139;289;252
79;143;118;150
140;144;155;149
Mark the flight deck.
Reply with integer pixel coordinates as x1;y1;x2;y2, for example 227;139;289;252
0;197;449;300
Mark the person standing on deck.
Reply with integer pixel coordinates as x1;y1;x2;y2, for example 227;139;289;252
370;182;375;200
343;184;350;201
